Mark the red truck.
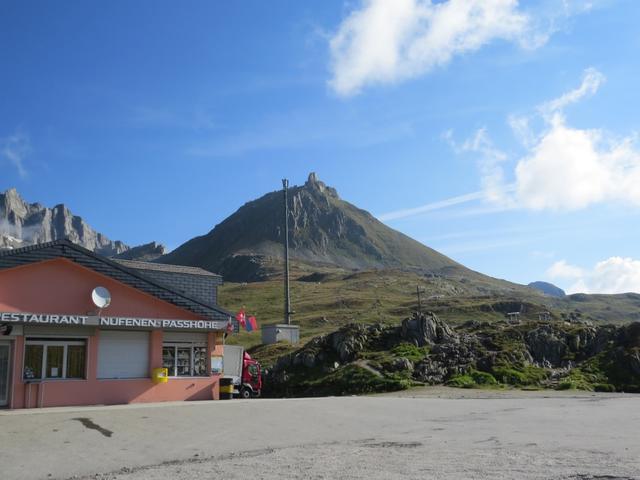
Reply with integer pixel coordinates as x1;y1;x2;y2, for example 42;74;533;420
223;345;262;398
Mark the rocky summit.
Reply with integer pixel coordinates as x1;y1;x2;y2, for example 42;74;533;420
161;173;470;281
0;188;164;259
261;313;640;397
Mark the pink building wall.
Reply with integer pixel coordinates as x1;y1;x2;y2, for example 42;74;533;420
0;259;223;409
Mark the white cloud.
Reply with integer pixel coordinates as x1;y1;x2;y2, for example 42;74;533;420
327;0;605;96
388;67;637;222
510;69;640;210
547;260;584;280
548;257;640;294
0;132;31;178
454;68;640;211
538;67;605;118
329;0;534;96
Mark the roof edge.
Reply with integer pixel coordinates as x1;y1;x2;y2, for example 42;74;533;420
0;239;234;319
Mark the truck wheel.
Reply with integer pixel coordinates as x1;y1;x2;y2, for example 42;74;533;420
240;387;252;399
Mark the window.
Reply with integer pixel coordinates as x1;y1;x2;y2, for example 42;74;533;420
162;344;208;377
23;339;86;380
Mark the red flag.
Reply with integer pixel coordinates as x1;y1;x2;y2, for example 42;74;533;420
236;309;246;328
248;316;258;332
226;316;234;334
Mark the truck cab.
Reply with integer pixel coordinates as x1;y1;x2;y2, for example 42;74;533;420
240;352;262;398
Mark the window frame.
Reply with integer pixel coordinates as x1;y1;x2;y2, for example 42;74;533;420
162;342;208;378
23;337;88;381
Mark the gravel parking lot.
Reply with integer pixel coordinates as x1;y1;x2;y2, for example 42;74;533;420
1;389;638;480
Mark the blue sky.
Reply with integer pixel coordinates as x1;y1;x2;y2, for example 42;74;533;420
2;0;640;293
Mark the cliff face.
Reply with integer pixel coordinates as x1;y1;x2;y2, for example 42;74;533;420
0;188;164;259
161;173;464;281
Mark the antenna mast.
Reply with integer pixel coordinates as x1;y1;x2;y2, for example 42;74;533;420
283;178;292;325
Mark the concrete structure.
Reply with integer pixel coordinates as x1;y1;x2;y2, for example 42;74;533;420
0;240;234;409
261;323;300;344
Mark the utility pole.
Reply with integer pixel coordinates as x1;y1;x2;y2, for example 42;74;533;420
283;179;292;325
416;285;425;315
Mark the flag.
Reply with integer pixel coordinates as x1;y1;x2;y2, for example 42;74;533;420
247;315;258;332
224;316;233;340
236;309;246;328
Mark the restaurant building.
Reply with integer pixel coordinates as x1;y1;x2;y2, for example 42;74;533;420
0;239;234;409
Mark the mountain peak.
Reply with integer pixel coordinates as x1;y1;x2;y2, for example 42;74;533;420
307;172;319;185
161;174;462;281
303;172;339;199
4;187;20;198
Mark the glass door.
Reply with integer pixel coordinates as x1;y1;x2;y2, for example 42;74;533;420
0;343;10;407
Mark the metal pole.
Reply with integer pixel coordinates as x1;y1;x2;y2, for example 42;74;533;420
283;179;291;325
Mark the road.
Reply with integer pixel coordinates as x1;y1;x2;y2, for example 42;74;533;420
1;389;639;480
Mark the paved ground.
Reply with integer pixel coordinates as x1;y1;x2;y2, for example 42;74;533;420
1;389;639;480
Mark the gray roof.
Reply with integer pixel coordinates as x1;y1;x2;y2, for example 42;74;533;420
114;259;221;278
0;239;233;323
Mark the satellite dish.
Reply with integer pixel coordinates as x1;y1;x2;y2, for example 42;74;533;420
91;286;111;309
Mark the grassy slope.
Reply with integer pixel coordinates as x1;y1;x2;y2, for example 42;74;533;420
219;267;640;353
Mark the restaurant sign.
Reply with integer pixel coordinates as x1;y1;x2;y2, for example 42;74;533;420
0;312;226;331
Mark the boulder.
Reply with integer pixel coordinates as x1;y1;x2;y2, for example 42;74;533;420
401;311;456;347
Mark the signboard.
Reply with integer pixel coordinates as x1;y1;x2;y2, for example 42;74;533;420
0;312;226;331
210;355;223;375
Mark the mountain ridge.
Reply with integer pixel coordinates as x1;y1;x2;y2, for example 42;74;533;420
0;188;164;260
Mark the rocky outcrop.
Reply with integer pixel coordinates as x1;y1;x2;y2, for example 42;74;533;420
0;188;161;260
401;311;456;346
263;313;640;397
525;325;568;367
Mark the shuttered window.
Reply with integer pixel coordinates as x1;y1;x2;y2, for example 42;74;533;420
97;330;149;379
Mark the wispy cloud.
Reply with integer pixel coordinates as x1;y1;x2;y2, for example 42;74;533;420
425;221;595;254
377;190;485;221
1;131;31;178
327;0;599;96
187;109;414;157
538;67;605;118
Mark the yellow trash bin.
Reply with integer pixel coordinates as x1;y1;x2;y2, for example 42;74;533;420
152;367;169;384
219;378;234;399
